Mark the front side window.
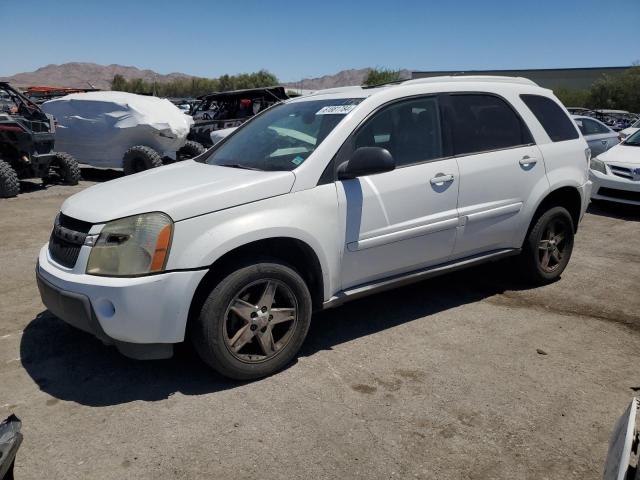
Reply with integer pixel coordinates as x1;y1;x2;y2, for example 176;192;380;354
354;96;443;167
442;94;533;156
204;98;362;171
520;94;579;142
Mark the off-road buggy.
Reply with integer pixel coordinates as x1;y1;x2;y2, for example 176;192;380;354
188;87;288;146
0;82;80;198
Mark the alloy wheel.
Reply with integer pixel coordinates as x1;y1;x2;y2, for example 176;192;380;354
222;279;298;363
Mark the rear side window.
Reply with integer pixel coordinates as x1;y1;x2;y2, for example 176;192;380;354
580;118;610;135
520;94;579;142
442;94;533;156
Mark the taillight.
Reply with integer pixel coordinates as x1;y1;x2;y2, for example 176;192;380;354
584;147;591;165
0;123;26;133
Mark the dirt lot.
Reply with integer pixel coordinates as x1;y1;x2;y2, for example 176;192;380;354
1;171;640;480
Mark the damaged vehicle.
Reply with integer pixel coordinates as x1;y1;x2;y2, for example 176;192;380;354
189;87;288;146
36;76;591;380
42;92;205;175
0;82;80;198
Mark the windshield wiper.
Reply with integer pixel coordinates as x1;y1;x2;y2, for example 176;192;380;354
217;163;263;171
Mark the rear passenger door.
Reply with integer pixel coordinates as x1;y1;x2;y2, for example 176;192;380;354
441;93;548;258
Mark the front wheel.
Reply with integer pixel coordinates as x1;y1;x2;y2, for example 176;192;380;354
520;206;575;284
192;261;312;380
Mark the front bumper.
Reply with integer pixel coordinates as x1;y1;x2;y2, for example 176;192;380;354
37;244;207;358
590;170;640;205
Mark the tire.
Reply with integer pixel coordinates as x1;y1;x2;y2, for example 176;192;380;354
0;159;20;198
192;261;312;380
177;140;206;160
520;206;575;284
122;146;163;175
47;152;81;185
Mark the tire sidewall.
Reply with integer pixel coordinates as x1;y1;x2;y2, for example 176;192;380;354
194;262;312;380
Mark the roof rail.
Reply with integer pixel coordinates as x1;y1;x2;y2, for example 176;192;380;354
401;75;539;87
306;85;365;96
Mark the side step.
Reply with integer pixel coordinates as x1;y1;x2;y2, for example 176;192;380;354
323;248;520;310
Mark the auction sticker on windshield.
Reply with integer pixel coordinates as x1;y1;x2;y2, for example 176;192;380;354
316;105;358;115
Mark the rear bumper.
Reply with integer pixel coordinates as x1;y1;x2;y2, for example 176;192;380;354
578;180;593;220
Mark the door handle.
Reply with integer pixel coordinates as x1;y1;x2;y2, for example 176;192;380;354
519;156;538;168
430;174;455;186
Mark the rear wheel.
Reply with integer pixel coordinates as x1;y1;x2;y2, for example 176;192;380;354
520;206;574;284
0;159;20;198
177;140;206;160
192;261;312;380
122;146;163;175
47;152;81;185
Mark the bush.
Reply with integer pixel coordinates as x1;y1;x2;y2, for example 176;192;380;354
364;68;402;87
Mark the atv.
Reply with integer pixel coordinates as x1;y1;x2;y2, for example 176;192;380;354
0;82;80;198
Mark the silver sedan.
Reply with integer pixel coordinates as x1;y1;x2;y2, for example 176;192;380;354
572;115;620;156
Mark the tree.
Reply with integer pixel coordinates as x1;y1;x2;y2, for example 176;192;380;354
111;70;279;97
364;68;402;86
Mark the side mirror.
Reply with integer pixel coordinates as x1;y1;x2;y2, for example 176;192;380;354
337;147;395;180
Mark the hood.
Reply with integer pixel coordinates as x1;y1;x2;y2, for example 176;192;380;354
599;142;640;167
61;161;296;223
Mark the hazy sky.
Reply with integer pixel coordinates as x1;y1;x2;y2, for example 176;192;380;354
2;0;638;82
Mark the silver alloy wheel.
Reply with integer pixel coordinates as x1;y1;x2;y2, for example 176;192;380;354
537;218;568;273
222;279;298;363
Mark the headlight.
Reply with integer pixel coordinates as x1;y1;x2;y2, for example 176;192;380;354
86;212;173;276
589;157;607;175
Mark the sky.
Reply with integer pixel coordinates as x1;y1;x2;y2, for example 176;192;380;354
2;0;638;82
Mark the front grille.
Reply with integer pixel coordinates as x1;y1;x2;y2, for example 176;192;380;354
598;187;640;202
48;213;93;268
609;165;634;180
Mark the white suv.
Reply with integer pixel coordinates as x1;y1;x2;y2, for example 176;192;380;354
36;76;592;379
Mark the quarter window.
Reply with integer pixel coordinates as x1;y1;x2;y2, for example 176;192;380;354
520;94;579;142
442;94;533;156
354;97;443;167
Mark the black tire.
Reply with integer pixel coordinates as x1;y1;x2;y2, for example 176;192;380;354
47;152;81;185
177;140;206;160
520;206;575;284
122;146;163;175
0;159;20;198
192;261;312;380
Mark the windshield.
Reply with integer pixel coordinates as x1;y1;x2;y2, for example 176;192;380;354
625;129;640;146
632;118;640;128
203;98;362;171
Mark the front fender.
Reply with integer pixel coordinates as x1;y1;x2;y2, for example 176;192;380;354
167;185;341;300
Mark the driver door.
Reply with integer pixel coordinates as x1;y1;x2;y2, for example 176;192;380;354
337;96;460;289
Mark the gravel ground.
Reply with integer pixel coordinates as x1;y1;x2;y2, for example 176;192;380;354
1;170;639;479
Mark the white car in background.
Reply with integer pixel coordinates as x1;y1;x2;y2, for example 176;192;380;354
590;129;640;205
619;118;640;141
572;115;620;157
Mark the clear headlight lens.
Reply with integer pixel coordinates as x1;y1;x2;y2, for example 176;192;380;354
589;157;607;175
86;212;173;276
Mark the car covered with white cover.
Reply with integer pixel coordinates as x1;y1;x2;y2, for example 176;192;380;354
590;129;640;205
42;92;205;174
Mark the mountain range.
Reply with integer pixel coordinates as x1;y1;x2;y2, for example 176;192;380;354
0;63;411;91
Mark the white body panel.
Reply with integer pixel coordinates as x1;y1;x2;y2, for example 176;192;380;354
37;77;592;345
338;159;459;288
